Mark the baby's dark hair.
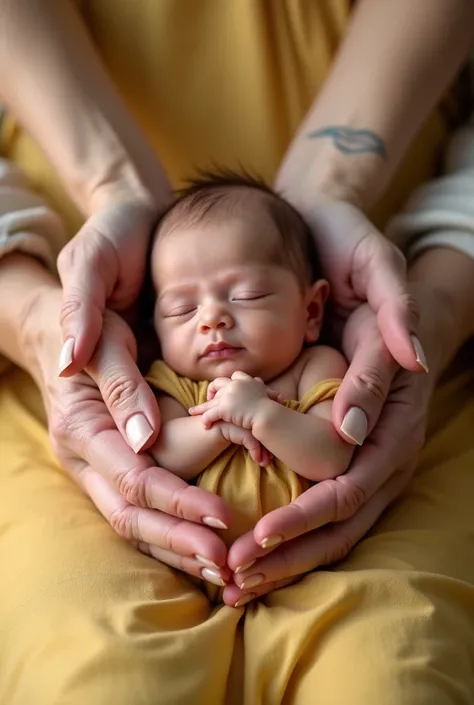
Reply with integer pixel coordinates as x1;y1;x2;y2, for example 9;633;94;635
155;169;322;284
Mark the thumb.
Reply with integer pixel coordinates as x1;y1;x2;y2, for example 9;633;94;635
353;233;427;373
86;314;160;453
333;329;398;446
57;228;119;376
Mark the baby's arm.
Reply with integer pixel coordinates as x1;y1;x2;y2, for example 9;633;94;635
149;395;231;480
252;347;355;481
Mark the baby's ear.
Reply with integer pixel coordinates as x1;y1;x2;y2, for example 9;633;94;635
304;279;329;343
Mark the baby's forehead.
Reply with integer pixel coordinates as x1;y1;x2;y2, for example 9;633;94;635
157;185;277;239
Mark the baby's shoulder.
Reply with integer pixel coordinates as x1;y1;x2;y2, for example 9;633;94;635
297;345;347;395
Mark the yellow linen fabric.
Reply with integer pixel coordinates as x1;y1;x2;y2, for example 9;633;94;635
147;360;340;601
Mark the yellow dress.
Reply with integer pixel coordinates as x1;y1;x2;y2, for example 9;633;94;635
147;360;340;601
1;3;474;705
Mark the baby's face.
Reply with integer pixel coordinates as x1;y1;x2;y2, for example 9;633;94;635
151;212;325;382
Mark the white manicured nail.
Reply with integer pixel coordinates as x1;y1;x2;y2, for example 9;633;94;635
202;516;228;530
201;568;226;587
340;407;368;446
234;559;256;574
260;535;283;549
58;338;75;375
241;574;265;590
125;414;153;453
195;554;220;570
411;335;429;373
234;593;255;608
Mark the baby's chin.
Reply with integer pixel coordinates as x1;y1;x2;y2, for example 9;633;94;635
177;358;275;382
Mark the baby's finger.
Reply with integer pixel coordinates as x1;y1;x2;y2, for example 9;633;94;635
207;377;231;401
189;400;216;415
202;407;226;429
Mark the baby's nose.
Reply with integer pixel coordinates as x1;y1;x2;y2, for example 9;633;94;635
198;306;234;332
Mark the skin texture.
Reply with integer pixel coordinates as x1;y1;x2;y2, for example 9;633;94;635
1;0;474;600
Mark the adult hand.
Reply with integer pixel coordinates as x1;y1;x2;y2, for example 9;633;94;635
274;194;428;446
25;286;232;584
56;191;172;452
221;287;453;607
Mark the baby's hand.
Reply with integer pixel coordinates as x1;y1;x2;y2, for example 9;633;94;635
206;373;283;403
190;372;273;430
216;421;272;467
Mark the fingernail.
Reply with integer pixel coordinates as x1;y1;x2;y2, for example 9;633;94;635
235;559;256;574
58;338;75;375
234;593;256;608
260;534;283;549
201;568;226;587
241;573;265;590
340;407;368;446
202;516;228;530
125;414;153;453
195;554;221;570
411;335;429;373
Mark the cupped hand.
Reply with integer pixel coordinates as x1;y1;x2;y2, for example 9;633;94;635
27;286;232;585
273;189;428;445
56;192;173;451
221;290;448;607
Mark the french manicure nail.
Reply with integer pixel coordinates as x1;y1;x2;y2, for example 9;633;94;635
125;414;153;453
234;593;256;608
201;568;226;587
195;554;221;570
235;559;256;574
260;534;283;549
58;338;75;375
241;573;265;590
202;516;228;530
340;407;368;446
411;335;429;373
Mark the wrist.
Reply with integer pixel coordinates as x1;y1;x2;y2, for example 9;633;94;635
21;284;63;394
252;398;281;442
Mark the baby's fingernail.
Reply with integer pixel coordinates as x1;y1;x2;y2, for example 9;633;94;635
234;593;256;608
241;573;265;590
202;516;229;530
340;407;368;446
195;554;220;570
235;559;256;574
58;338;75;375
201;568;226;587
411;335;429;373
260;534;283;549
125;414;153;453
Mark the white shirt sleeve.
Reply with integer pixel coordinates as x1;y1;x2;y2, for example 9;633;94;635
0;158;64;272
387;114;474;261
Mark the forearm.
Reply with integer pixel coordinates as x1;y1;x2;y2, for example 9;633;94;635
150;417;230;480
408;248;474;380
253;402;353;481
0;0;171;214
277;0;474;210
0;253;61;385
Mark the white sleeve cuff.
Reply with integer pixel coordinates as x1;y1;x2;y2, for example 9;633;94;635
387;118;474;262
0;158;64;271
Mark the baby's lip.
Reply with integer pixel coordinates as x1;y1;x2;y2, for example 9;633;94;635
201;341;243;357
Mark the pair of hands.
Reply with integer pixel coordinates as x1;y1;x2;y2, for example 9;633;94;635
30;195;435;607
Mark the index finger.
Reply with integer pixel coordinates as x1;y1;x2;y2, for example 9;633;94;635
80;423;233;530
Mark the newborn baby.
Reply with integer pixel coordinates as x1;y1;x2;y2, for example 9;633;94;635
147;171;354;600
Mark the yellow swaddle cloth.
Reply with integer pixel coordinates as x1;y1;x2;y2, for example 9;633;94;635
147;360;341;600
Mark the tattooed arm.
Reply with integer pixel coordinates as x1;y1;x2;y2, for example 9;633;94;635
277;0;474;210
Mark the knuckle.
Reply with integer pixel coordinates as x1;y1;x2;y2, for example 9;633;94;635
109;505;139;540
102;373;139;411
334;477;367;521
59;297;82;327
168;485;192;520
400;292;420;326
325;530;355;565
352;365;387;402
116;467;149;507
